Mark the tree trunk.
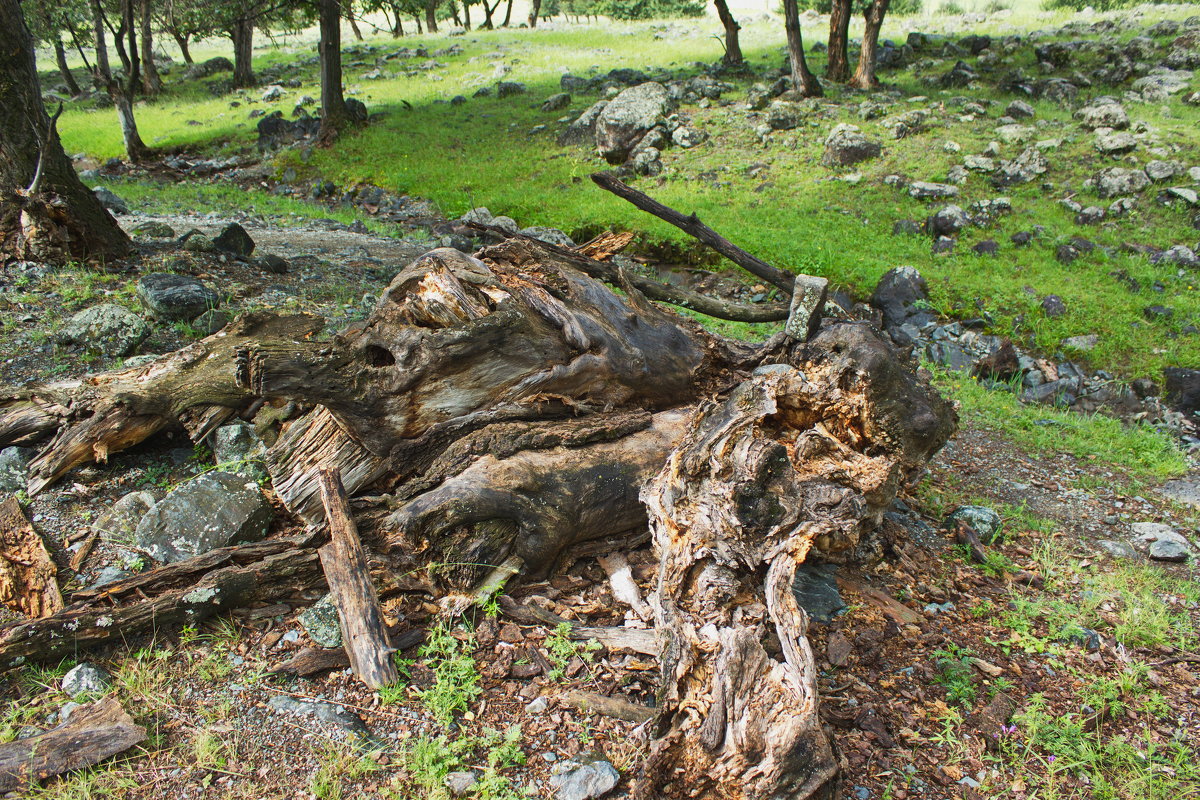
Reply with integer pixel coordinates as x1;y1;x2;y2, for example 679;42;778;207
231;17;254;88
52;37;83;97
389;2;405;35
528;0;541;27
318;0;352;145
172;31;193;63
345;1;364;40
0;0;132;263
481;0;497;28
783;0;822;97
826;0;852;82
92;0;111;86
850;0;890;89
502;0;514;26
425;0;438;32
110;79;151;162
712;0;743;67
462;0;471;30
139;0;162;95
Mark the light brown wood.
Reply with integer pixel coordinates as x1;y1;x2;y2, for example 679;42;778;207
0;497;62;618
0;696;145;791
317;467;399;690
557;690;655;723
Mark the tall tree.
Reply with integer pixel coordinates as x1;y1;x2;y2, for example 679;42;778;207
826;0;852;81
849;0;889;88
712;0;743;66
91;0;150;161
317;0;353;144
0;0;131;262
25;0;91;96
527;0;540;26
425;0;439;32
783;0;822;96
140;0;163;94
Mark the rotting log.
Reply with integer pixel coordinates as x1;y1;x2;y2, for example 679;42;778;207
0;497;62;618
0;222;956;800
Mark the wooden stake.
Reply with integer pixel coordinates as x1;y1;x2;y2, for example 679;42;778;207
316;467;399;690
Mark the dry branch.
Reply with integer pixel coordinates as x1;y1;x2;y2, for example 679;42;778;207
0;497;62;618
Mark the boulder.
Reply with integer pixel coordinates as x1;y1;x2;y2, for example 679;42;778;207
212;223;255;257
558;100;608;146
1094;128;1137;155
0;447;32;493
93;187;129;215
1075;101;1128;130
594;82;671;163
57;304;150;357
211;421;269;480
766;101;804;131
541;92;571;112
299;594;342;648
946;505;1003;543
821;123;882;168
92;490;157;541
1005;100;1035;119
871;266;933;344
1163;368;1200;413
137;273;220;322
61;663;111;698
992;147;1048;187
908;181;959;199
549;756;620;800
671;126;707;148
134;471;272;563
496;81;526;98
1093;167;1149;198
926;204;969;237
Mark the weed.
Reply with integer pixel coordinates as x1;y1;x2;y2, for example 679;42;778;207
933;644;978;708
417;623;483;728
545;622;601;681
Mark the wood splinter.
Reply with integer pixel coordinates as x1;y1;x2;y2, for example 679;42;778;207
316;467;399;690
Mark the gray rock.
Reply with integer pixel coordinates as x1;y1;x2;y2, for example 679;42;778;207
57;304;150;357
131;221;176;239
629;145;662;176
1094;128;1137;155
550;756;620;800
1094;167;1149;198
1161;477;1200;509
1165;187;1200;206
1132;521;1193;562
62;663;111;697
93;187;129;215
1041;295;1066;316
927;204;969;236
445;770;480;796
137;273;220;321
134;472;272;563
671;126;707;148
541;92;571;112
1097;540;1139;560
1132;68;1193;98
261;85;284;101
557;100;608;146
1062;334;1098;351
871;266;932;344
963;155;995;172
266;695;374;742
255;253;289;274
1145;160;1183;181
994;124;1034;144
766;100;804;131
1149;245;1198;268
92;490;157;542
0;447;33;493
182;233;216;253
946;506;1003;543
211;421;268;480
519;226;575;248
1075;101;1128;130
496;81;526;98
992;147;1048;187
908;181;959;199
822;123;881;168
212;223;255;257
193;309;231;335
595;82;671;163
1005;99;1035;119
299;594;342;648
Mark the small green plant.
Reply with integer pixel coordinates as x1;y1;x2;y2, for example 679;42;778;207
545;622;601;681
933;645;978;708
417;623;483;728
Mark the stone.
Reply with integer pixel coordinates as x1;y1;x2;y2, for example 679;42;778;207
821;123;882;168
629;146;662;176
212;223;255;257
0;447;32;493
994;124;1034;144
519;226;575;248
784;275;830;341
541;92;571;112
1062;334;1098;351
558;100;608;146
792;562;846;623
134;472;272;563
1163;368;1200;413
1005;100;1034;119
256;253;289;274
972;239;999;256
1076;206;1105;225
131;221;176;239
946;506;1003;544
445;770;480;796
993;147;1048;187
299;594;342;648
766;100;804;131
892;219;921;235
57;304;150;357
496;81;526;98
1161;478;1200;509
1097;540;1139;560
93;187;129;215
266;695;374;742
927;204;969;237
1132;522;1193;562
1150;245;1198;268
182;233;215;253
185;56;233;79
211;421;268;479
671;126;707;148
1094;167;1149;198
549;756;620;800
261;85;285;101
1145;160;1183;181
964;155;995;172
871;266;932;344
137;273;220;322
92;490;157;542
1011;231;1034;247
1094;128;1137;155
1041;295;1066;317
1075;101;1128;130
908;181;959;199
62;663;111;697
594;83;671;164
932;236;955;254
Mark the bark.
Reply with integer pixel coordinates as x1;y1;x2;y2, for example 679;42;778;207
345;1;364;40
92;0;111;86
528;0;541;27
712;0;743;67
0;0;132;264
850;0;890;89
140;0;162;95
481;0;499;28
826;0;852;82
0;498;63;618
388;2;405;35
172;31;193;63
425;0;438;33
783;0;823;97
502;0;514;27
231;17;255;88
52;37;83;97
0;697;146;792
462;0;471;29
318;0;353;144
110;78;151;162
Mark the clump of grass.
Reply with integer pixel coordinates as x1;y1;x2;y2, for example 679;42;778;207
545;622;602;681
933;644;978;708
416;622;483;728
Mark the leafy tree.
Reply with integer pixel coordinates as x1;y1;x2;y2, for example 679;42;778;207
23;0;92;97
593;0;704;20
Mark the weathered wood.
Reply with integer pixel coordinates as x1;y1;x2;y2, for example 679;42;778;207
269;646;350;677
317;467;398;689
590;172;798;297
0;696;146;791
0;497;62;618
558;690;656;723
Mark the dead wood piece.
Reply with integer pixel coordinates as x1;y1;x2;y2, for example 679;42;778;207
318;468;398;689
953;521;988;564
590;172;798;297
0;696;146;792
597;553;652;621
269;646;350;677
0;497;62;618
572;626;661;656
837;578;923;627
558;690;655;723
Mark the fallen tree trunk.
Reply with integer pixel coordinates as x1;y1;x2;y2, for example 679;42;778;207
0;220;956;799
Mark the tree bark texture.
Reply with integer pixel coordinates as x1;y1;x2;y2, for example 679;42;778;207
91;0;111;84
0;498;63;618
0;0;132;264
850;0;890;89
231;17;255;88
0;231;955;799
318;0;351;144
52;36;83;97
425;0;439;32
783;0;823;97
528;0;541;27
140;0;163;95
712;0;743;66
826;0;852;82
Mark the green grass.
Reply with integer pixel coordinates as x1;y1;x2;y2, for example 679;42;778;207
932;366;1188;482
416;622;484;728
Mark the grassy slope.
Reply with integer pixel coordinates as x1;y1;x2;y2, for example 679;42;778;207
48;7;1200;382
